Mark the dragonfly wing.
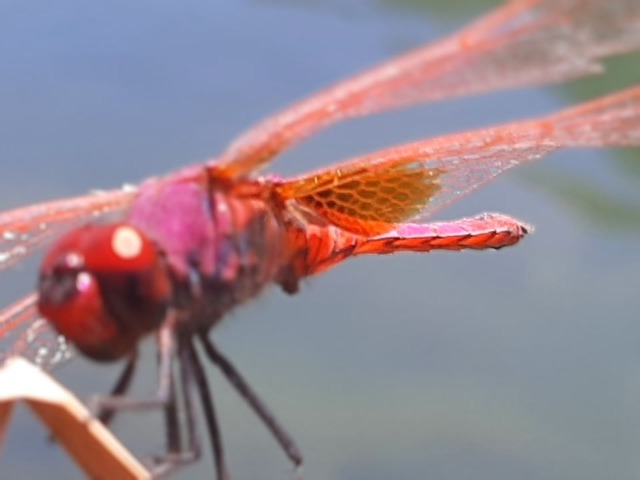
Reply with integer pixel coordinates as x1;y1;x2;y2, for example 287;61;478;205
276;85;640;234
0;292;71;371
0;187;137;273
0;188;135;368
213;0;640;177
278;162;444;236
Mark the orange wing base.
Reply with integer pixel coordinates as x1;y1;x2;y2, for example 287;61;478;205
0;357;150;480
278;163;443;236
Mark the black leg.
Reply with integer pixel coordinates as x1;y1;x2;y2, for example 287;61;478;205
89;312;180;415
183;339;230;480
86;311;200;478
96;352;137;426
148;337;201;479
163;350;182;456
176;338;200;458
199;333;304;470
49;353;139;445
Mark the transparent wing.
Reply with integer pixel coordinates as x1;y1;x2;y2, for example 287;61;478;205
0;292;70;370
0;186;137;273
275;85;640;235
0;187;136;368
213;0;640;177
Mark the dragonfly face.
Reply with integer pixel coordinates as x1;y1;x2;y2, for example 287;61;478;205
37;223;171;361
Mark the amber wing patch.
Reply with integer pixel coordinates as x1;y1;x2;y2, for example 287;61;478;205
277;162;443;236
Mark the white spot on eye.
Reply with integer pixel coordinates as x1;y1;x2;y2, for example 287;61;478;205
65;252;83;269
76;272;93;293
112;226;143;259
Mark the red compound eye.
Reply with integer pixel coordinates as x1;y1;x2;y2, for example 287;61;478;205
38;223;171;362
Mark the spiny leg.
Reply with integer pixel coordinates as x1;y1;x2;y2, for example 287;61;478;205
45;353;137;446
86;311;198;477
88;350;171;415
46;353;138;445
89;311;180;415
163;349;183;457
199;333;304;471
176;338;201;459
184;338;230;480
146;354;188;480
96;352;137;426
149;338;202;479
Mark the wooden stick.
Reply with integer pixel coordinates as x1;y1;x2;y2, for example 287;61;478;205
0;357;150;480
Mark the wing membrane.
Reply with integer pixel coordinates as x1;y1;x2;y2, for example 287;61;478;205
214;0;640;177
283;163;443;236
0;292;69;371
276;85;640;233
0;187;137;272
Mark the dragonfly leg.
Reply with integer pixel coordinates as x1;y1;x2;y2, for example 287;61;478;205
199;333;304;472
163;362;183;458
147;337;203;479
88;310;201;476
88;311;178;415
182;336;230;480
93;352;137;426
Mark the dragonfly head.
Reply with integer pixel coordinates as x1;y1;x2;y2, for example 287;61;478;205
37;223;172;362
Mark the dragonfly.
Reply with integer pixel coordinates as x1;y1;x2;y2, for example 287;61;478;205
1;0;640;478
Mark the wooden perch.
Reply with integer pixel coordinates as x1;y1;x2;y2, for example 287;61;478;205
0;357;151;480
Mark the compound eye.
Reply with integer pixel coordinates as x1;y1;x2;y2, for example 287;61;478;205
38;253;85;306
38;223;172;362
38;261;118;360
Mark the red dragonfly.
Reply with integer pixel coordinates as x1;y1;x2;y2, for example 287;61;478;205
1;0;640;478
